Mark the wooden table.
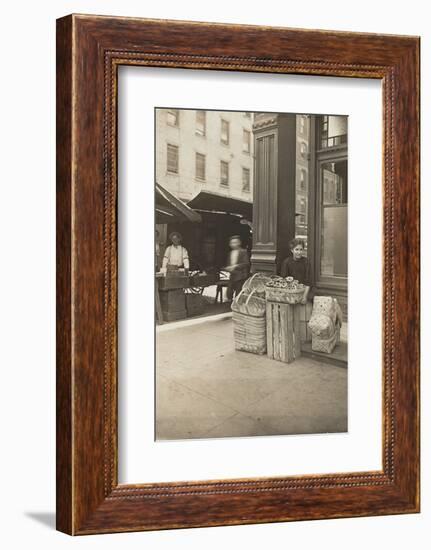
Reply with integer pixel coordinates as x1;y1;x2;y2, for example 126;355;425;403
156;272;221;323
157;273;190;323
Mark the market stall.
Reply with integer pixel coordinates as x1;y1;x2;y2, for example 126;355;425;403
156;187;252;323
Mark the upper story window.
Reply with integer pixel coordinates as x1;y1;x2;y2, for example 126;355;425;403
195;111;206;136
300;169;307;190
243;129;251;153
320;115;348;148
242;167;251;192
299;115;307;134
300;141;308;158
167;143;179;173
220;161;229;186
221;119;230;145
195;152;206;181
167;109;179;127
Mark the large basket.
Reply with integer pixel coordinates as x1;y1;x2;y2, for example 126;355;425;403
265;285;305;304
232;311;266;355
242;272;273;297
231;288;266;317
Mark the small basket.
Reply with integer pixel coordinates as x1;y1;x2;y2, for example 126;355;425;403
311;329;339;354
265;285;305;304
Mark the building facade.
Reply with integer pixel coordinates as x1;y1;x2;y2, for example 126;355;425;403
295;114;311;244
155;108;348;315
155;108;254;203
251;113;348;314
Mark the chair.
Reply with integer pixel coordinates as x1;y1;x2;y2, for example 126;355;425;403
215;270;230;303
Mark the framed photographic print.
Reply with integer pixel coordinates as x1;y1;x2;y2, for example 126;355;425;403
56;15;420;534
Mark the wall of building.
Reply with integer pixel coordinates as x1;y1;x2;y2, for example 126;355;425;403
155;109;254;203
295;114;311;243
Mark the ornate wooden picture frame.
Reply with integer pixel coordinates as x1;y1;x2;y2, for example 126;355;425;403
56;14;420;534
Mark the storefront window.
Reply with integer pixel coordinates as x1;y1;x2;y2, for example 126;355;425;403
320;115;348;149
320;160;348;278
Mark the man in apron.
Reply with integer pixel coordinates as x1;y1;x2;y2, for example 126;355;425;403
161;231;190;274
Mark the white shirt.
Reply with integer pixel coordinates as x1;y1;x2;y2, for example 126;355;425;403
162;245;190;269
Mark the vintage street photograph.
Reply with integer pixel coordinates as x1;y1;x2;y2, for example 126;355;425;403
155;108;348;440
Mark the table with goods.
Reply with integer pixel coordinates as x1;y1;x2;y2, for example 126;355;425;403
156;269;220;322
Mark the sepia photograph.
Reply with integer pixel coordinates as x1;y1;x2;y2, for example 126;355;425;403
155;108;348;440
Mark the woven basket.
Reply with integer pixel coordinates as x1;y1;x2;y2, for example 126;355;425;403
265;285;304;304
311;329;339;354
242;272;273;297
231;288;266;317
232;311;266;355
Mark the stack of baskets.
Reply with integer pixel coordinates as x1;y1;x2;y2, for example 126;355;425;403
231;273;271;355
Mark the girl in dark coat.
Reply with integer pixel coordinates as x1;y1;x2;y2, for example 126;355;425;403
280;238;311;304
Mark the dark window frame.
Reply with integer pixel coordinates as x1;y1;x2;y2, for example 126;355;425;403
220;160;229;186
243;129;251;153
167;143;179;174
166;109;180;127
242;166;251;192
195;110;206;136
220;119;230;145
195;152;206;181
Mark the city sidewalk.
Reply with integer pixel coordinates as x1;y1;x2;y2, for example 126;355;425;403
156;313;347;440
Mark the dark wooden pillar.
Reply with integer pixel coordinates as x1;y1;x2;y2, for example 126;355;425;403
251;113;297;273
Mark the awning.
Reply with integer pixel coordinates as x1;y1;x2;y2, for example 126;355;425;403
156;183;202;224
187;191;253;220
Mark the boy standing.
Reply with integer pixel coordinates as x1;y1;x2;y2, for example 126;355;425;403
225;235;250;302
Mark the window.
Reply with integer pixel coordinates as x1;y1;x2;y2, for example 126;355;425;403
195;152;206;180
167;144;179;173
299;198;306;212
243;129;251;153
321;115;329;143
299;115;306;134
322;163;347;206
242;167;250;192
320;159;348;279
221;119;229;145
244;112;251;118
320;115;348;148
300;141;308;157
295;169;308;243
300;169;307;190
195;110;206;136
167;109;179;127
220;161;229;186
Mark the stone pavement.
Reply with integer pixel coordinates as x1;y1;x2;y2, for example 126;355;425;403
156;314;347;440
